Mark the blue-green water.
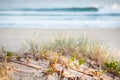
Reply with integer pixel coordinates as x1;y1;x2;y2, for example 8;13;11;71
0;7;120;28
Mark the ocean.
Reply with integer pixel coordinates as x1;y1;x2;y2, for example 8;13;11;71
0;7;120;28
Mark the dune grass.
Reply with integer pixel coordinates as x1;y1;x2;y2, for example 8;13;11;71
17;33;120;77
0;32;119;79
23;34;110;60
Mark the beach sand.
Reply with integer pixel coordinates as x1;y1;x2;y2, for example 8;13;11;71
0;28;120;53
0;28;120;80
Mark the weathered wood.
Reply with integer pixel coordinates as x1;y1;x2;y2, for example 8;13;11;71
59;60;99;78
11;60;43;70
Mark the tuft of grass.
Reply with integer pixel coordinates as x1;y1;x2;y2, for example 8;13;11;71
22;33;41;55
88;41;110;68
53;37;76;55
0;47;14;62
76;36;89;56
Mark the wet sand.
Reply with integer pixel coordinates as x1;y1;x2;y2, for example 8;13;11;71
0;28;120;52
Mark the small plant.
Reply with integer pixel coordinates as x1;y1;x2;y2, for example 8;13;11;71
49;59;56;72
68;53;84;68
47;68;54;74
104;61;120;77
7;52;13;57
40;51;49;60
44;51;49;60
35;55;39;61
49;52;58;71
25;56;29;64
78;58;84;66
6;52;13;62
43;68;54;78
16;56;21;61
117;68;120;76
69;53;76;63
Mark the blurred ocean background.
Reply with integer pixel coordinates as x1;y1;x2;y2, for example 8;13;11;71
0;6;120;28
0;0;120;59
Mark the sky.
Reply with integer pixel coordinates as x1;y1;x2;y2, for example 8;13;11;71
0;0;120;8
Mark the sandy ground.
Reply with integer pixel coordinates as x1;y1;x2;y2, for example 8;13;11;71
0;28;120;80
7;58;119;80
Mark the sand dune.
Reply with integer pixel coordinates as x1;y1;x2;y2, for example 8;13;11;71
0;28;120;52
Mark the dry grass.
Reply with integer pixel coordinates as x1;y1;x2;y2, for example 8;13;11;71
22;33;119;76
0;63;12;80
0;64;6;78
88;41;110;67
